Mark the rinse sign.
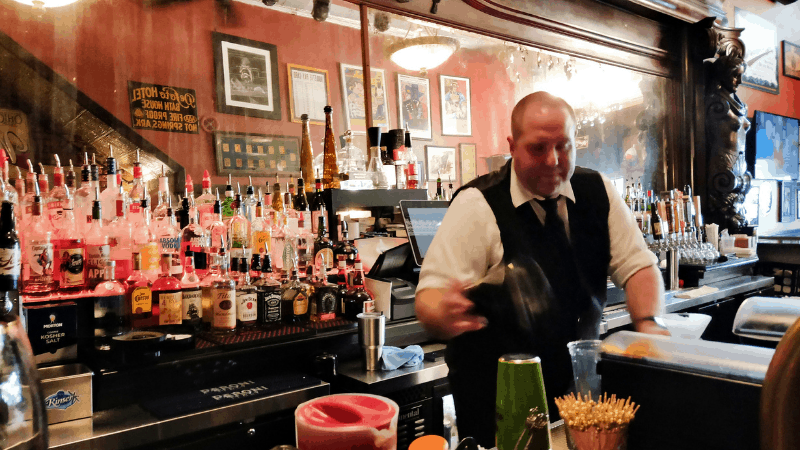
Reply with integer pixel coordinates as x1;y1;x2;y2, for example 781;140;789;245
128;81;199;134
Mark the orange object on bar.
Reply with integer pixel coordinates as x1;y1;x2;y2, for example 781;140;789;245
409;435;448;450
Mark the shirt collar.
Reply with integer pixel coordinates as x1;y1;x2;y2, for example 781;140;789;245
509;164;576;208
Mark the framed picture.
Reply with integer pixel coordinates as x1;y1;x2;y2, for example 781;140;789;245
212;32;281;120
751;110;799;180
784;41;800;81
460;143;477;183
339;63;390;133
287;64;330;125
743;180;761;226
397;74;432;140
439;75;472;136
781;180;796;222
796;183;800;219
214;131;300;177
735;8;779;95
425;145;457;182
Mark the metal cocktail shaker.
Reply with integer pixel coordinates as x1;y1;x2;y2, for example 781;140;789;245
496;353;551;450
357;312;385;371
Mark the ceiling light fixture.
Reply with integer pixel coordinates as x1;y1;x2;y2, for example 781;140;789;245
13;0;80;13
387;36;459;76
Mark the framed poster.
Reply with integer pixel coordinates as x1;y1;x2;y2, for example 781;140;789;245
784;41;800;81
339;63;390;133
425;145;457;181
287;64;330;125
735;8;779;94
212;32;281;120
796;183;800;219
214;132;300;177
781;180;796;222
459;143;477;183
397;74;432;140
439;75;472;136
752;110;799;180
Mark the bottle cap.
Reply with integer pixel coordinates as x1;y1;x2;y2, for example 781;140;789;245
106;145;117;174
203;170;211;188
324;105;332;114
301;114;309;121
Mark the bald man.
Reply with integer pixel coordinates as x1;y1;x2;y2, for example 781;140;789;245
415;92;666;446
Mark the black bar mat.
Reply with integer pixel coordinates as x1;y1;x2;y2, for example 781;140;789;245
140;373;321;419
302;317;357;332
198;325;314;349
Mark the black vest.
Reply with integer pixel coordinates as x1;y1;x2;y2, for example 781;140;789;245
445;160;611;446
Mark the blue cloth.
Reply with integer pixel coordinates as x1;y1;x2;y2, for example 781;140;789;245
381;345;424;371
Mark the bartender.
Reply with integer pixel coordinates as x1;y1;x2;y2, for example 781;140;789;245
415;92;669;446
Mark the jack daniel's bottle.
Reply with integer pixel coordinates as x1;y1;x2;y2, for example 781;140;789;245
0;196;21;318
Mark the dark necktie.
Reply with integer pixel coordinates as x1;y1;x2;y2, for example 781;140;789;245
537;197;569;245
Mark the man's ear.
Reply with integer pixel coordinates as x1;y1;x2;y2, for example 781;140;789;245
507;136;516;156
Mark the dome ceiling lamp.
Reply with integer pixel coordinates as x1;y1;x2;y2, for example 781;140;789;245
12;0;81;13
387;35;459;76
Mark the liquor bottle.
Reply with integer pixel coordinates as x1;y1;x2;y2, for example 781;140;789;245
310;173;326;235
281;268;310;325
176;193;190;231
334;255;349;316
271;176;284;215
93;261;126;349
211;241;236;333
54;188;86;292
21;175;57;295
184;174;196;220
155;200;182;276
196;170;216;228
235;257;257;328
65;159;77;191
309;263;337;322
381;131;395;165
295;217;313;277
343;257;374;321
447;178;454;201
125;253;153;328
0;157;20;220
47;154;68;227
37;162;49;211
180;203;208;276
321;106;340;189
132;198;160;282
85;189;110;290
255;252;282;328
200;250;222;329
99;146;120;225
153;166;170;223
153;253;182;326
313;215;334;272
243;176;258;224
333;220;358;267
0;197;21;318
129;150;147;216
221;174;236;221
228;192;252;260
405;130;420;189
299;114;315;191
206;190;228;258
389;129;407;189
251;190;271;255
294;178;309;213
19;160;36;228
74;153;93;233
651;199;664;243
109;183;132;280
435;173;444;200
271;212;289;276
283;188;297;220
262;183;275;224
229;257;241;286
181;250;202;329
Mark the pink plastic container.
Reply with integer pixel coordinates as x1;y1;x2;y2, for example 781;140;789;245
295;393;399;450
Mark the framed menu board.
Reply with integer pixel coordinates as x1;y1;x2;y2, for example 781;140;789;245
214;131;300;177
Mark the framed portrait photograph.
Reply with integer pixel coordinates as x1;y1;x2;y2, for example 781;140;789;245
287;64;330;125
425;145;457;182
439;75;472;136
212;32;281;120
214;131;300;177
784;41;800;81
397;74;432;140
459;143;477;183
735;8;779;94
781;180;796;222
339;63;390;133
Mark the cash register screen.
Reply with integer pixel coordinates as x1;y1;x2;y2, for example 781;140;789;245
399;200;450;266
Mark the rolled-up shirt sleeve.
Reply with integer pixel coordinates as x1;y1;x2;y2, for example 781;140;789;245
416;188;504;293
603;174;658;288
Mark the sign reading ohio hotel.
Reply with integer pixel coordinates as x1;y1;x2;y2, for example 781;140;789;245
128;81;199;134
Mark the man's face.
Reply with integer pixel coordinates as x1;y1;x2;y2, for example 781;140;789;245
508;104;576;198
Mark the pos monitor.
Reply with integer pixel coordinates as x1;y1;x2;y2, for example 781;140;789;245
398;200;450;266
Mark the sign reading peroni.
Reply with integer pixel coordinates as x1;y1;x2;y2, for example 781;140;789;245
128;81;199;134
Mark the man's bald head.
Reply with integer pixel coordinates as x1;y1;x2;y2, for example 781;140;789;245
511;92;576;140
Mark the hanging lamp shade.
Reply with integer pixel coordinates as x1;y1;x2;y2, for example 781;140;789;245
388;36;459;75
13;0;81;11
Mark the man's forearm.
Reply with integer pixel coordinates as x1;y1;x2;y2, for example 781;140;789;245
624;265;665;324
415;288;450;340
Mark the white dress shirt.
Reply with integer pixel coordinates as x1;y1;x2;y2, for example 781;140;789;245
417;167;658;292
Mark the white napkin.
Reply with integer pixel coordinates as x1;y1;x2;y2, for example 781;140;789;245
674;286;719;299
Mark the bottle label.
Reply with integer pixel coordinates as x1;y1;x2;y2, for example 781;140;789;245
237;292;257;322
182;288;202;321
282;241;295;271
60;247;85;287
315;248;334;270
131;286;152;314
293;293;308;315
140;242;159;271
212;288;236;329
28;242;54;282
259;290;281;324
116;200;125;218
311;211;322;234
0;247;21;277
221;198;235;218
47;201;64;222
363;300;375;314
129;202;141;214
158;291;183;325
160;236;181;251
252;231;270;254
86;244;110;284
230;221;248;249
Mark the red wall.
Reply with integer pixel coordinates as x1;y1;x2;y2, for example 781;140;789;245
0;0;515;189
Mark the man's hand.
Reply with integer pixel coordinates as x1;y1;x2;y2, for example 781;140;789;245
634;319;671;336
415;283;488;341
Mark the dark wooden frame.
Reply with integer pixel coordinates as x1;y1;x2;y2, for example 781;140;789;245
784;41;800;81
212;32;282;120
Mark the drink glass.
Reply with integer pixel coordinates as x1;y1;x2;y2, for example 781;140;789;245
567;340;602;400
